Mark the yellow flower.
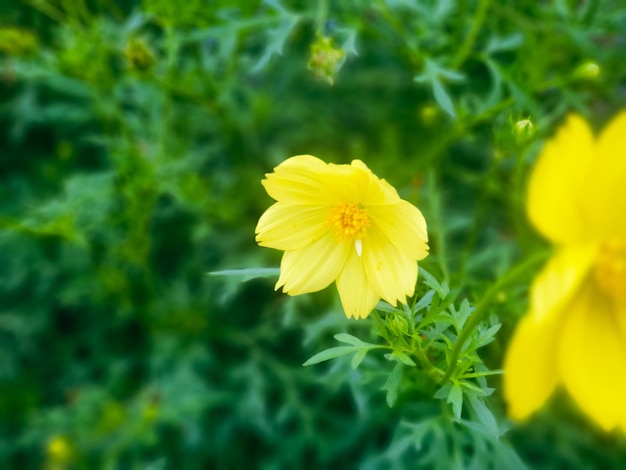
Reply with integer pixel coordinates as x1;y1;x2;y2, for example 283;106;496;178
504;112;626;431
255;155;429;319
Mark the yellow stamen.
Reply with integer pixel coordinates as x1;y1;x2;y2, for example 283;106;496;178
595;240;626;300
328;203;370;255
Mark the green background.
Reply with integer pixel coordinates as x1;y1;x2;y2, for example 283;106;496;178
1;0;626;468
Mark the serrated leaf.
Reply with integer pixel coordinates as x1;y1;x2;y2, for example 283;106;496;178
447;383;463;421
251;13;300;72
413;289;435;313
473;324;501;349
466;393;499;437
419;268;447;299
382;361;404;407
302;346;357;366
389;351;416;367
433;383;451;400
454;298;473;330
439;280;451;297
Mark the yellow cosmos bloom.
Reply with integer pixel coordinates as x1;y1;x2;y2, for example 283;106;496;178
255;155;429;319
504;112;626;431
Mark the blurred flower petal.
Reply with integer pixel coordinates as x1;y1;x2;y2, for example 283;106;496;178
527;115;594;244
504;311;560;420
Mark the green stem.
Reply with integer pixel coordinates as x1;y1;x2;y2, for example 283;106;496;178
315;0;328;35
413;344;445;383
426;171;450;281
441;249;548;383
451;0;491;69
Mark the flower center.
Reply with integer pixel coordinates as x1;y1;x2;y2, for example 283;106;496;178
594;240;626;300
328;203;370;255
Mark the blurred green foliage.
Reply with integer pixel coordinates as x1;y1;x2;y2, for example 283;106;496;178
1;0;626;468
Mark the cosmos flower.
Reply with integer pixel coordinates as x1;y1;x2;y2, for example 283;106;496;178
255;155;429;319
504;112;626;431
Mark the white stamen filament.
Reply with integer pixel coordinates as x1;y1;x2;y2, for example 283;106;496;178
355;239;363;257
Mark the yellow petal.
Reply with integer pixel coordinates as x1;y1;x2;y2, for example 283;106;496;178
362;226;418;306
587;112;626;239
323;162;371;202
350;160;401;205
559;280;626;431
527;114;595;244
530;244;596;322
276;233;350;295
255;203;328;251
336;249;380;319
503;310;560;420
262;155;335;205
368;201;429;261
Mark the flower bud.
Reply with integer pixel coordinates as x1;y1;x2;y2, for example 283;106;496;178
514;118;535;142
46;435;72;463
419;104;439;126
386;312;409;337
124;38;155;71
308;36;345;85
573;61;600;81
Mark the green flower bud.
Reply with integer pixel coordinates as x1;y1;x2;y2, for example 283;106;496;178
124;38;155;71
514;118;535;142
573;61;600;81
308;36;345;85
386;312;409;337
419;104;439;126
46;435;72;463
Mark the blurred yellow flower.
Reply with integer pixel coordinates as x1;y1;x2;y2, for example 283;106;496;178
504;112;626;431
46;435;72;463
255;155;429;319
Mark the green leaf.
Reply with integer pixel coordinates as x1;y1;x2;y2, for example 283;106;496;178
413;59;463;119
351;348;368;369
382;361;404;408
466;393;499;438
386;351;416;367
373;301;398;314
447;383;463;421
419;269;445;298
302;346;357;366
432;78;456;118
476;323;502;348
433;383;450;400
207;268;280;281
485;33;524;54
339;28;359;56
413;289;435;313
251;10;300;72
453;298;474;330
334;333;375;347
